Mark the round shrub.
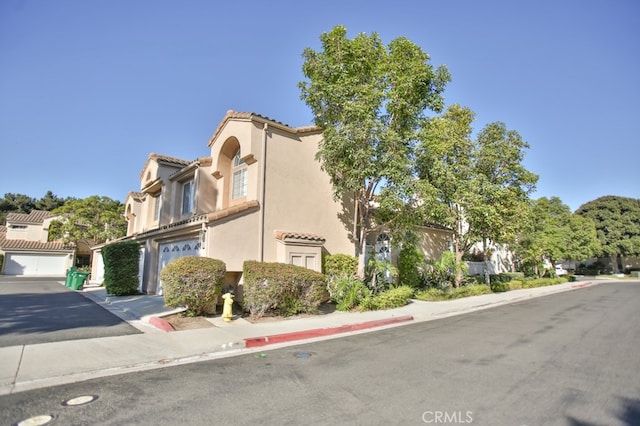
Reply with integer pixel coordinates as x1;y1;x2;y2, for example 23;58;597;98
323;253;358;279
359;285;414;311
243;261;328;318
160;256;226;316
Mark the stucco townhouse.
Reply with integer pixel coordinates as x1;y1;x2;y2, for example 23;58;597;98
91;110;453;295
0;210;75;275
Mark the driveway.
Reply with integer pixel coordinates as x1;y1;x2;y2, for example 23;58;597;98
0;276;140;347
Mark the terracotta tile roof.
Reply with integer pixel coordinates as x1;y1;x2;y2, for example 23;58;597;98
208;110;321;147
127;191;146;202
0;225;6;234
274;230;326;243
139;153;191;179
5;210;54;224
0;234;73;252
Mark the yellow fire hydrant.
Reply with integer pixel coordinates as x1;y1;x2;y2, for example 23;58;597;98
222;292;234;322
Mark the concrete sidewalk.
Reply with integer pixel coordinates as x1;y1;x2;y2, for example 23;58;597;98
0;279;599;396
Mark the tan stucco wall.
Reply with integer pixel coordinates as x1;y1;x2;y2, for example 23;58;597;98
206;210;260;272
415;226;453;261
261;127;355;261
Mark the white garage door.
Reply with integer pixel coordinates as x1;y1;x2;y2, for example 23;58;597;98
4;253;68;276
157;239;201;294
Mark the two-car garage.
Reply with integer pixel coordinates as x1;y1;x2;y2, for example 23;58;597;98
3;252;70;276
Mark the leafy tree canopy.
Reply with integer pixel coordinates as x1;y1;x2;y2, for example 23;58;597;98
414;104;538;285
299;25;450;278
575;195;640;257
514;197;600;276
0;191;69;225
48;195;127;246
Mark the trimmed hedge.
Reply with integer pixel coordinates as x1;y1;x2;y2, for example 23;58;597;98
415;284;492;301
359;285;414;311
160;256;226;316
102;240;140;296
243;261;328;318
323;253;358;279
0;254;4;273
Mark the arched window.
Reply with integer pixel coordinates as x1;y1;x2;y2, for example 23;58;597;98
231;149;247;199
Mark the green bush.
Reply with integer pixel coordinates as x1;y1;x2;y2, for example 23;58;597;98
0;254;4;273
415;284;492;301
508;280;524;290
101;240;140;296
329;276;370;311
491;281;510;292
397;245;426;288
323;253;358;279
522;277;568;288
243;261;328;318
160;256;226;316
359;285;414;311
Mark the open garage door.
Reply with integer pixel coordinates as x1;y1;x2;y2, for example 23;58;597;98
4;253;68;276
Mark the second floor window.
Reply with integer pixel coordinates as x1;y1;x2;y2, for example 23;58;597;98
153;192;162;221
232;149;247;200
181;180;194;216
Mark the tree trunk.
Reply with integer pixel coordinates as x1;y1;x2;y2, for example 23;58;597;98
483;238;491;285
454;248;464;288
611;253;620;274
356;227;368;281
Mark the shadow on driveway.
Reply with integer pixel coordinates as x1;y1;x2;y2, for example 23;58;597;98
0;278;140;347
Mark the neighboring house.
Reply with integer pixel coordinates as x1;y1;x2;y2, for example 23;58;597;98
0;210;75;276
92;111;452;294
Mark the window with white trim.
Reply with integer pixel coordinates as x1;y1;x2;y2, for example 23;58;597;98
153;191;162;221
181;180;194;216
231;149;247;200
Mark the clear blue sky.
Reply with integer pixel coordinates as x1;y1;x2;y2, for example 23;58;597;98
1;0;638;212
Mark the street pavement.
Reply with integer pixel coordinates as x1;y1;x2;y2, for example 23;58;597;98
0;276;602;396
0;279;140;347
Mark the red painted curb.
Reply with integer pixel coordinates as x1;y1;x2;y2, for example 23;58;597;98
244;315;414;348
571;281;592;289
149;316;175;332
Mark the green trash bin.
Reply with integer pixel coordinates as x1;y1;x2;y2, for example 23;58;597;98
65;266;77;287
69;272;89;291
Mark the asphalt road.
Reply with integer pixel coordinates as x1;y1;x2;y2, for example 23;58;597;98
0;277;140;347
2;281;639;425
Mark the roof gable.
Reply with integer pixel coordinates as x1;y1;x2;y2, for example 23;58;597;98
5;210;53;225
208;110;321;147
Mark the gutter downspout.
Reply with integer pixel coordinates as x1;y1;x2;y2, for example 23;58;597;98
258;123;268;261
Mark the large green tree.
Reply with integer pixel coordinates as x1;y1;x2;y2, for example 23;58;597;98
575;195;640;273
299;25;451;279
48;196;127;247
0;193;36;224
415;105;538;285
0;191;69;225
514;197;600;276
35;190;68;211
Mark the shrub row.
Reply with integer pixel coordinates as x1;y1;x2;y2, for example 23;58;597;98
414;284;492;301
243;260;327;318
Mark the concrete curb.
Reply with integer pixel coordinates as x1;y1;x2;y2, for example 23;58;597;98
244;315;415;348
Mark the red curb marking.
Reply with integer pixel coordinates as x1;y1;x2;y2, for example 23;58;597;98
149;316;175;332
244;315;414;348
571;282;592;289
